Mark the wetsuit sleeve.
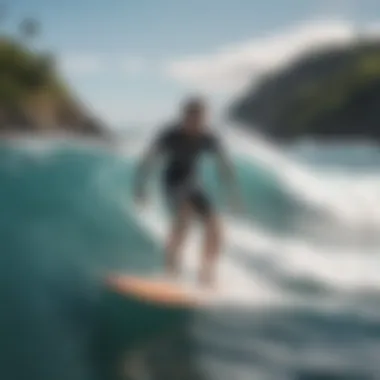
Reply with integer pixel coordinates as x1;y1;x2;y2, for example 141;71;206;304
207;133;241;208
205;133;233;175
133;128;170;199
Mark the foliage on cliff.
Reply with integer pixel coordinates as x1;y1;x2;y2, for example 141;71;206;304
0;35;105;136
230;40;380;142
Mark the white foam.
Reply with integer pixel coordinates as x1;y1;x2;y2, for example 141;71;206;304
225;127;380;227
226;216;380;293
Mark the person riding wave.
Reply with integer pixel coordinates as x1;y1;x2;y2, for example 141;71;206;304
133;96;242;287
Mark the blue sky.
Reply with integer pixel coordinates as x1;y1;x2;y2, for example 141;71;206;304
7;0;380;128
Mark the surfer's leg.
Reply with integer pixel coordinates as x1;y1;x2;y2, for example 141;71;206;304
191;190;222;286
164;181;193;278
200;214;222;286
165;202;192;278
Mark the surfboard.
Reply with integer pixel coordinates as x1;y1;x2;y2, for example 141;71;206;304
105;274;204;307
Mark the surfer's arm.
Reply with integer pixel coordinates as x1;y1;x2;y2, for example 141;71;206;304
212;138;243;211
133;141;162;201
216;150;238;197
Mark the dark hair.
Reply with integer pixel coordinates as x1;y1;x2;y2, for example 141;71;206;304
182;96;206;113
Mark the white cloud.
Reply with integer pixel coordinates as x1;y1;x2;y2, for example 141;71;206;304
165;19;380;95
58;54;104;76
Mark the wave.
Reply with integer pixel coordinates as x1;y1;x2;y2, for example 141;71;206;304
1;131;380;380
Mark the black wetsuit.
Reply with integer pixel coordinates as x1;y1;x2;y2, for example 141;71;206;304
153;124;222;218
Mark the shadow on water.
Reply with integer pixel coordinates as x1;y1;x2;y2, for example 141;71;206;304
94;288;207;380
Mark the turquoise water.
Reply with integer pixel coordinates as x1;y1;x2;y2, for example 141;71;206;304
1;135;380;380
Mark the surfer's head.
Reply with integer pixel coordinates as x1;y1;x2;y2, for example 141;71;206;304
181;96;208;134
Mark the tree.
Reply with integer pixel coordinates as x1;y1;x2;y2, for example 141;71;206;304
19;18;40;47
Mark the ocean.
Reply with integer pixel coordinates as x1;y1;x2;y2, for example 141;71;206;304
0;127;379;380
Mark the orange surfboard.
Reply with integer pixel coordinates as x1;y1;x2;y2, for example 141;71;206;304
105;274;203;307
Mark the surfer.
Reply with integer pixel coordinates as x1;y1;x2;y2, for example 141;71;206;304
133;96;241;287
